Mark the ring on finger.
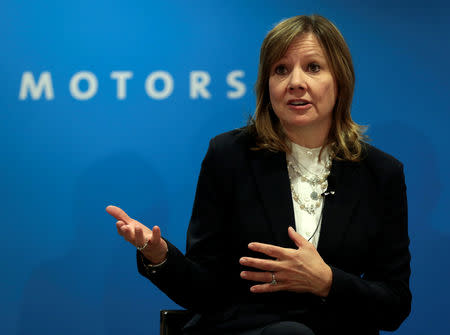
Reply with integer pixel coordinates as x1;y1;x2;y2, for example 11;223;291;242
270;272;277;285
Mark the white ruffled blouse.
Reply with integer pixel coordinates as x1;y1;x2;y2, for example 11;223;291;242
287;142;331;249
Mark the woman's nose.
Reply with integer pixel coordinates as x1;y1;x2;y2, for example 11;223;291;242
288;67;307;90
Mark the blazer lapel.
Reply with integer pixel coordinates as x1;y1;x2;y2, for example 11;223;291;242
249;149;297;249
317;159;361;261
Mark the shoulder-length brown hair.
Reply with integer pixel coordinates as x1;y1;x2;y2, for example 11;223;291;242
248;14;366;161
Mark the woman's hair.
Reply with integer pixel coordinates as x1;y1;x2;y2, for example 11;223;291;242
248;14;367;161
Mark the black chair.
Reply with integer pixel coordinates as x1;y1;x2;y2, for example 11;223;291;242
160;310;194;335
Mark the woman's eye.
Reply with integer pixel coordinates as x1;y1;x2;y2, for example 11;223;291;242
308;63;321;73
274;65;288;75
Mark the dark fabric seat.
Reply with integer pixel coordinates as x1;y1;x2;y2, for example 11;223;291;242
160;310;194;335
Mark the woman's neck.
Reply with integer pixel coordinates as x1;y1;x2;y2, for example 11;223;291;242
281;118;331;148
284;126;329;148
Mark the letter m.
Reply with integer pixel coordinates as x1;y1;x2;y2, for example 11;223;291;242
19;71;54;100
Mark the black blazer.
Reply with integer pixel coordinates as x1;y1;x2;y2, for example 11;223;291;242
137;128;411;335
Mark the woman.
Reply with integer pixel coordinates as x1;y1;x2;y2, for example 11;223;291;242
106;15;411;335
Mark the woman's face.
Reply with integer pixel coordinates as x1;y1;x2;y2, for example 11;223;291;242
269;33;337;146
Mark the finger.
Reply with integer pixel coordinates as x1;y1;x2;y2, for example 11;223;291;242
150;226;162;246
288;226;308;249
241;271;288;283
248;242;289;259
250;282;285;293
120;224;135;243
116;220;126;236
240;271;273;283
135;224;147;248
106;205;133;224
239;257;281;272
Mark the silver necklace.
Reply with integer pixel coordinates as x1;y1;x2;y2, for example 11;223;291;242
287;153;332;215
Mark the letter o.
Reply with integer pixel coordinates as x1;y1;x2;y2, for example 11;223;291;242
69;71;98;100
145;71;174;100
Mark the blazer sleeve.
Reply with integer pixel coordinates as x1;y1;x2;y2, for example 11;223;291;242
326;163;411;331
136;138;239;312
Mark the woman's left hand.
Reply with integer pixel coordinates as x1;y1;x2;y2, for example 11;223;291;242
239;226;332;297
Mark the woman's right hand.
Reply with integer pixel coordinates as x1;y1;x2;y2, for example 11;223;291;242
106;205;168;264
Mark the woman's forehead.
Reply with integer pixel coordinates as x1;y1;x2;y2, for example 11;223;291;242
283;33;325;57
277;34;326;62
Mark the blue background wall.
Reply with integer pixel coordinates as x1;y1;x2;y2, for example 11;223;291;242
1;0;449;334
